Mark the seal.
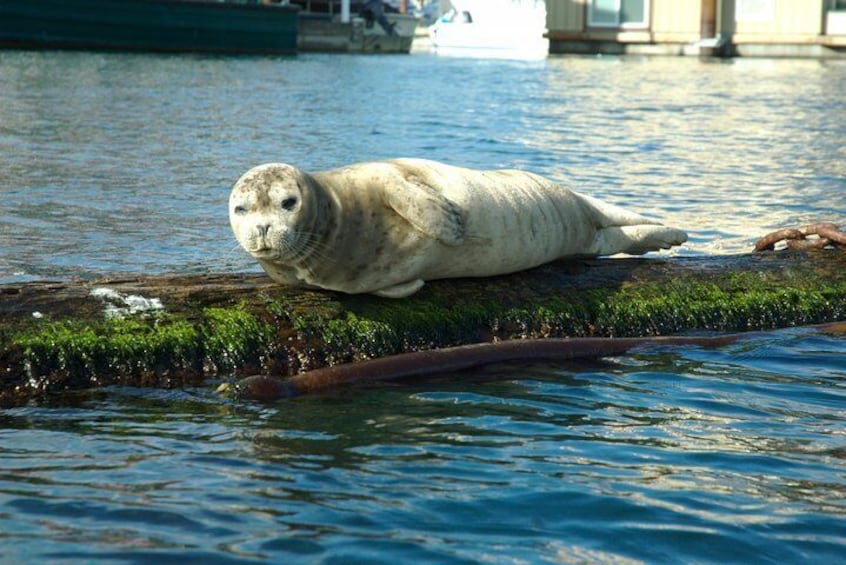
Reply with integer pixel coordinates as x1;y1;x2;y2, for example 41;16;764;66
229;158;687;298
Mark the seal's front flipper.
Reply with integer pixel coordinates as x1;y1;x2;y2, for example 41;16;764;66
258;259;308;286
593;225;688;256
385;178;466;246
373;279;425;299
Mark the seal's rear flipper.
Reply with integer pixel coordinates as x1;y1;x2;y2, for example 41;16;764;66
577;192;662;228
373;279;425;299
593;225;687;256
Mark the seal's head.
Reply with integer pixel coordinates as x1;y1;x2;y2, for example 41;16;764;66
230;163;315;263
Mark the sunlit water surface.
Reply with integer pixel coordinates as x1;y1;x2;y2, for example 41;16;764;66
0;51;845;563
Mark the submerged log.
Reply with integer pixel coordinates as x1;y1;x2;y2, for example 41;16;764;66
1;250;845;403
232;334;749;401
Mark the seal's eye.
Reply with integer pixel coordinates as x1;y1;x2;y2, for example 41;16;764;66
281;197;298;211
234;205;248;215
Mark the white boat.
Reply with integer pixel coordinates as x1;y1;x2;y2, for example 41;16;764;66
428;0;547;58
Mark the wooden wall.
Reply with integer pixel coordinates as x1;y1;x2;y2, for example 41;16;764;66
727;0;825;38
652;0;702;36
546;0;585;32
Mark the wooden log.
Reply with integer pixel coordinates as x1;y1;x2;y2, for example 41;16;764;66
1;250;845;403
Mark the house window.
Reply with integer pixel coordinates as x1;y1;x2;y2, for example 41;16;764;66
588;0;649;28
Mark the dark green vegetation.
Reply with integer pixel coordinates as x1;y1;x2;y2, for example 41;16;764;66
1;251;844;402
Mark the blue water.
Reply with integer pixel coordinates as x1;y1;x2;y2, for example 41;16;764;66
1;50;845;563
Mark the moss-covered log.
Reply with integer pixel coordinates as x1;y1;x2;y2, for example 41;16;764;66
1;250;845;403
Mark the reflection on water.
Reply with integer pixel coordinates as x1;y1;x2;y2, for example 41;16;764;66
533;57;846;251
1;327;844;563
0;52;844;283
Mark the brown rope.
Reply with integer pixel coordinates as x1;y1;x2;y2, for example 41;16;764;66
755;222;845;252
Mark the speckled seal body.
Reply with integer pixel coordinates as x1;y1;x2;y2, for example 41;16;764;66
229;158;687;298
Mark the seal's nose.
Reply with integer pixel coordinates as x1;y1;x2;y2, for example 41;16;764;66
256;224;270;239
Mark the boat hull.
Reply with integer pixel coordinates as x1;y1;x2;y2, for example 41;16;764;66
298;13;417;53
0;0;299;54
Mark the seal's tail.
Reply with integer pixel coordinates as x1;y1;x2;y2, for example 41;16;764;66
576;192;688;255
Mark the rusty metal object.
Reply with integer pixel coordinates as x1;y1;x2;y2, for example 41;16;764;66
786;238;832;250
755;223;845;252
754;228;805;251
816;224;846;246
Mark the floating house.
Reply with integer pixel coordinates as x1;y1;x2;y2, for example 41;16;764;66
545;0;846;57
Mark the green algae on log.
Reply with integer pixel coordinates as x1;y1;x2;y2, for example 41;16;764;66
1;250;845;402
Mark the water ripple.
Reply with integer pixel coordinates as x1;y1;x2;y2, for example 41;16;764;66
0;329;844;562
1;52;846;563
2;53;845;282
